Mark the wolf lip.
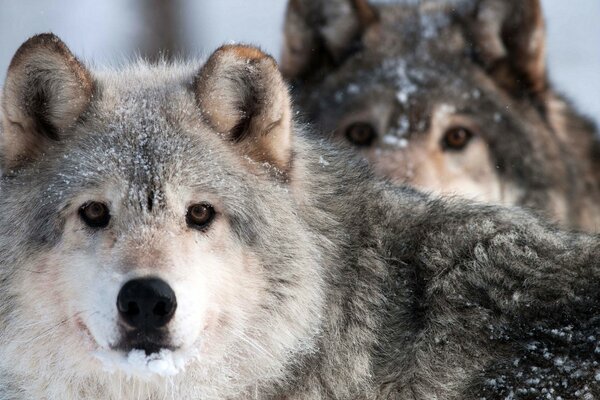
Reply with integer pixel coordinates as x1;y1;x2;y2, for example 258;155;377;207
117;331;175;356
135;342;166;356
117;341;175;356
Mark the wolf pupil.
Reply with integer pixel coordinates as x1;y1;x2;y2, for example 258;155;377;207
442;127;473;151
345;122;376;147
79;202;110;228
187;203;215;230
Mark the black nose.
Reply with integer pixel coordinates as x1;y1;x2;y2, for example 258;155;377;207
117;278;177;330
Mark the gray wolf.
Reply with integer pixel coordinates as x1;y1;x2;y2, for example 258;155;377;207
282;0;600;232
0;33;599;399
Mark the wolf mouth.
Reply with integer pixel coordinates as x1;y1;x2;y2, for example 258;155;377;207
116;331;176;356
117;341;175;356
94;347;193;379
97;331;192;380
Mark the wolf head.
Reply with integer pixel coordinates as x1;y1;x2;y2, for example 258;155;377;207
0;34;325;398
283;0;600;229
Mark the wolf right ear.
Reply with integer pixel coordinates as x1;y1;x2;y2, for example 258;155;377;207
194;45;293;172
468;0;547;95
1;33;94;170
281;0;378;81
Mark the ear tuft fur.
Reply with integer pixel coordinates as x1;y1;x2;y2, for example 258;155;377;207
281;0;379;80
469;0;546;95
1;33;94;169
194;45;293;173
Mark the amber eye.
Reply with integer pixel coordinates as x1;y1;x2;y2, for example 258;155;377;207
345;122;377;147
79;202;110;228
186;203;216;230
441;126;474;151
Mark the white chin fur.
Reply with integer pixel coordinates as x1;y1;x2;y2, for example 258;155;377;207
93;348;198;380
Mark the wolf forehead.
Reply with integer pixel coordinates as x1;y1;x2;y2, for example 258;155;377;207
79;64;217;152
74;72;200;157
35;72;231;202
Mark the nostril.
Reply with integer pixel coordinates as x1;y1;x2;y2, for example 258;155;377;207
154;301;168;317
121;301;140;317
116;278;177;330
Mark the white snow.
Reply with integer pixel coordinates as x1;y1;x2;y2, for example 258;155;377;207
383;59;418;106
383;134;408;149
396;91;409;104
94;348;195;380
346;83;360;95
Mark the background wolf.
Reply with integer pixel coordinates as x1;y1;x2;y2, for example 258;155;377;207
1;34;600;399
282;0;600;232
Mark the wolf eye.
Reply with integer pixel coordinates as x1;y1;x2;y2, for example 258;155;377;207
442;126;474;151
79;202;110;228
186;203;215;230
345;122;377;147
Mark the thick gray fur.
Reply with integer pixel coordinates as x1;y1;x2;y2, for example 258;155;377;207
0;35;599;399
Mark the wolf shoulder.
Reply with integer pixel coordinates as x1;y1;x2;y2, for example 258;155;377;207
376;183;597;301
363;184;600;397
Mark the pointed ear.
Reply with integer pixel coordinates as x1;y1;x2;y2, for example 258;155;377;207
281;0;378;80
469;0;546;95
194;45;293;172
1;33;94;170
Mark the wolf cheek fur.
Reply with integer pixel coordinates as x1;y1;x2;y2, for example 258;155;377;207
283;0;600;232
1;34;600;399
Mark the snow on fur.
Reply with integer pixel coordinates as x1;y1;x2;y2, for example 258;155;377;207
94;348;195;380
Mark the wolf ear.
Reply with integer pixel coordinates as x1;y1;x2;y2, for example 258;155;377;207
281;0;378;80
1;33;94;170
469;0;546;95
194;45;293;172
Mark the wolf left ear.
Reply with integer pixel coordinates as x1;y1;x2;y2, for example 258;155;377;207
194;45;293;172
468;0;546;95
281;0;378;81
1;33;95;170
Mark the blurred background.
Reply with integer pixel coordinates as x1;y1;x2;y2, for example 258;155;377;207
0;0;598;125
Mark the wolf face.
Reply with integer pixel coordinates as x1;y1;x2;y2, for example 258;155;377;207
0;35;324;398
283;0;600;231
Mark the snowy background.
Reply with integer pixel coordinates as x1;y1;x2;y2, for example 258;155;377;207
0;0;598;125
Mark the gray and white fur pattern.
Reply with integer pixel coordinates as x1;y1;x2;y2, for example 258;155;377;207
0;34;599;399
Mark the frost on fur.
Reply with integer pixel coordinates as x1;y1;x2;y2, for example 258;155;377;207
93;348;194;380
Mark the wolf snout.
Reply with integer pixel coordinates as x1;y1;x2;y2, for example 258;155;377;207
117;278;177;330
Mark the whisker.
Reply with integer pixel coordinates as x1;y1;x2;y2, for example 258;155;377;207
226;327;276;360
14;310;97;345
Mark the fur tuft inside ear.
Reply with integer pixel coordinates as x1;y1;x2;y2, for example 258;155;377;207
1;33;94;169
194;45;293;172
281;0;378;80
469;0;546;95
